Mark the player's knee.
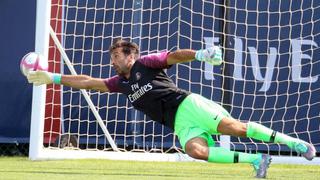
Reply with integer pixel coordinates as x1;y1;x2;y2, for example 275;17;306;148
185;144;208;160
186;147;208;160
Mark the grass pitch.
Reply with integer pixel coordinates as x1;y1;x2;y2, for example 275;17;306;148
0;157;319;180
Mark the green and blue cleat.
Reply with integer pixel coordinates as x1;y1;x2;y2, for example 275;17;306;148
293;141;316;161
252;154;272;178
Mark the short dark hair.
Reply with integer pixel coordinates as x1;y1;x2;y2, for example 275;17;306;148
109;39;139;57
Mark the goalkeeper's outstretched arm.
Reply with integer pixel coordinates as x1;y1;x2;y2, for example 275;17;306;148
27;46;222;91
167;46;223;66
27;71;109;92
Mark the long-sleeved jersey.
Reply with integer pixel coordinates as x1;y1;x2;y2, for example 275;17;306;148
104;51;190;129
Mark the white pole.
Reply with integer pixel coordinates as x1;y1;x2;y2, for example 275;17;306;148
29;0;51;160
49;27;119;152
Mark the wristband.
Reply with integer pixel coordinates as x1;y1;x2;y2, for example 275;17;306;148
52;73;62;84
195;50;204;61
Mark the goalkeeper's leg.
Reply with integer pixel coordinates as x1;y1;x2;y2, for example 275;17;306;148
218;117;316;161
175;94;271;178
185;137;271;178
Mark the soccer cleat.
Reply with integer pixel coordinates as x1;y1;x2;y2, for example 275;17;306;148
293;141;316;161
252;154;272;178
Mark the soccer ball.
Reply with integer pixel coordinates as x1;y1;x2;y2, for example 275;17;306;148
20;52;48;76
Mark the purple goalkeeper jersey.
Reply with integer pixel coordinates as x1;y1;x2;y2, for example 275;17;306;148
104;51;190;129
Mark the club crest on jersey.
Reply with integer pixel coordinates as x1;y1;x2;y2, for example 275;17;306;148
135;72;142;80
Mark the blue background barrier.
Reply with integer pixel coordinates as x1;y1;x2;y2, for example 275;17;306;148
0;0;36;143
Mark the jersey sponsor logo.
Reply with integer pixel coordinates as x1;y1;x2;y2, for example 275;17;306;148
128;83;153;103
131;83;139;91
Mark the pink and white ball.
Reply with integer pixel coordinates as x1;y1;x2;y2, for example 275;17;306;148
20;52;48;76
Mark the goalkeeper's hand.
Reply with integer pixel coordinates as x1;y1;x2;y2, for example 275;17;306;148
27;71;61;86
195;46;223;65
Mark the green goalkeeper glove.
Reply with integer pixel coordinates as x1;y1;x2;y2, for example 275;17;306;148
195;46;223;65
27;71;62;86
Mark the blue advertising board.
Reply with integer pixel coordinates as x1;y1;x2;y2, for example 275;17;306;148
0;0;36;143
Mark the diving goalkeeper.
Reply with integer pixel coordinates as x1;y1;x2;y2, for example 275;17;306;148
27;39;316;179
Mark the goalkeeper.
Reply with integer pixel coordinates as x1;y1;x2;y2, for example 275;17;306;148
27;39;316;179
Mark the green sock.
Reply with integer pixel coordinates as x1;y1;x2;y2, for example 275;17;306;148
274;133;301;149
208;147;260;163
246;122;300;149
246;122;274;142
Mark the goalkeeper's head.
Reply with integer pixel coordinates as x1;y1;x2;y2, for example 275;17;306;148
109;39;140;59
109;39;140;76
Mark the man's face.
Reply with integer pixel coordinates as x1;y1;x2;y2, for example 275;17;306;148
110;47;131;76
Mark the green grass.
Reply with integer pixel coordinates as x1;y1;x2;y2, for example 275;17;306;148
0;157;319;180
